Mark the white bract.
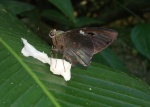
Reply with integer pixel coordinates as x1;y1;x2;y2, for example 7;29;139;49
21;38;72;81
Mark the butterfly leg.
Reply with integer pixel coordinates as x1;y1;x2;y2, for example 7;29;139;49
51;46;59;68
55;53;58;68
50;45;54;65
52;50;57;68
62;56;66;72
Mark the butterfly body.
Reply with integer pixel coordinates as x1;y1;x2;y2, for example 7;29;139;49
49;27;118;66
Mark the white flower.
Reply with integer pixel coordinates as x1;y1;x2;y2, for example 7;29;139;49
21;38;72;81
50;58;71;81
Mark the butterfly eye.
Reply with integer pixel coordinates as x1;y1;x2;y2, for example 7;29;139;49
49;29;56;38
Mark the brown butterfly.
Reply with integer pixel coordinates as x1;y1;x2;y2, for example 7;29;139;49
49;27;118;66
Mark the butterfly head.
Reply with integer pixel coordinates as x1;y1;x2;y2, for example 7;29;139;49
49;29;64;38
49;29;56;38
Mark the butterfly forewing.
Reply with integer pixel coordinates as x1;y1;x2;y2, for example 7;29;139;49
80;27;118;54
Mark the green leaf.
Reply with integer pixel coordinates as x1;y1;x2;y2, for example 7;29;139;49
75;17;104;27
41;9;73;26
0;0;34;15
92;48;128;72
131;23;150;60
48;0;75;23
0;6;150;107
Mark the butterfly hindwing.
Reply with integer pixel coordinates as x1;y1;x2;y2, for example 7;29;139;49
62;33;94;66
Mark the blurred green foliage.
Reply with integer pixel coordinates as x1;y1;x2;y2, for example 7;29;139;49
131;23;150;60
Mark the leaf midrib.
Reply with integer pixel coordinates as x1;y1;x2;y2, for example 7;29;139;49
0;37;60;107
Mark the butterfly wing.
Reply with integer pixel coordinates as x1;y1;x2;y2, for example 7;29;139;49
79;27;118;54
62;33;94;66
61;27;118;66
